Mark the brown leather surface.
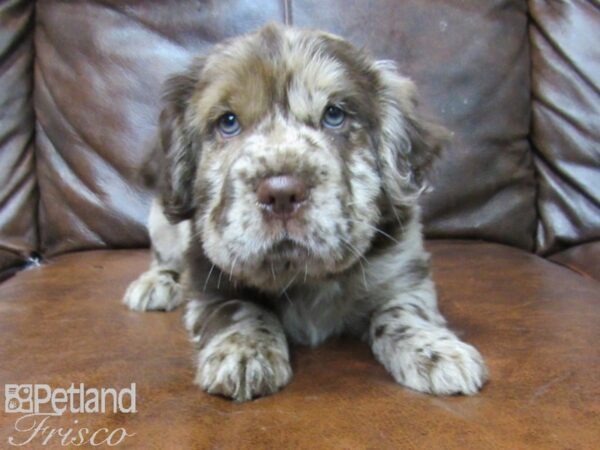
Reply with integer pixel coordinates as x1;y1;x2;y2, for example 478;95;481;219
1;241;598;449
293;0;536;250
549;240;600;282
33;0;537;256
529;0;600;255
34;0;288;257
0;0;38;274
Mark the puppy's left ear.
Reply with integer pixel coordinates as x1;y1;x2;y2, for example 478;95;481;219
374;61;449;197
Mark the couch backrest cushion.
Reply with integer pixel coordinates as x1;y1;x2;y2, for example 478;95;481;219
34;0;536;256
35;0;288;256
529;0;600;255
0;0;37;275
294;0;536;250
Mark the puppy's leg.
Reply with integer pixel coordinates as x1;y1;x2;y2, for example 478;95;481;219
124;198;190;311
370;278;488;395
184;298;292;402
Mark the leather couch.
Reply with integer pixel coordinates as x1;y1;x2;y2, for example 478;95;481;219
1;1;598;448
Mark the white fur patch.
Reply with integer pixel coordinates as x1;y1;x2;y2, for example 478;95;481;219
370;280;488;395
123;269;183;312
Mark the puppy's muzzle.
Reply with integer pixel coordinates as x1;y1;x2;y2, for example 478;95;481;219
256;175;309;219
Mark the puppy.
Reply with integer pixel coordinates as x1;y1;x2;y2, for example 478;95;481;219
124;24;488;402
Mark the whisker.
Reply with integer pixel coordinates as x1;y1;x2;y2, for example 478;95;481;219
346;218;400;244
282;289;292;305
390;205;403;231
216;270;223;290
202;264;216;292
340;240;369;290
339;236;369;265
279;270;300;298
229;255;239;282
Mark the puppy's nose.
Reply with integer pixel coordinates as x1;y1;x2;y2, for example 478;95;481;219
256;175;308;217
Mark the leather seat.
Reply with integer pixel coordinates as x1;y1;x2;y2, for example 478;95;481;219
1;241;598;448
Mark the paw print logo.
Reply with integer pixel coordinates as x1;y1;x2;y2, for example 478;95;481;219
4;385;33;413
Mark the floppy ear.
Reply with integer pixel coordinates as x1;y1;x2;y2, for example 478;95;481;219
374;61;449;202
153;57;206;223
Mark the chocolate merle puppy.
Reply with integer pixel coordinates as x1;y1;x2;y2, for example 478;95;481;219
124;24;487;402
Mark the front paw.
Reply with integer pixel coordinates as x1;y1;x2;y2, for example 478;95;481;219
196;333;292;402
123;269;183;311
375;328;488;395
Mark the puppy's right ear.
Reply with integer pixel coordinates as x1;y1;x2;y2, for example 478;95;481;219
155;57;205;223
373;60;449;199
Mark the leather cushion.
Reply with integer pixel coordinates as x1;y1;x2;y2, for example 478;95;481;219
530;0;600;254
549;240;600;282
0;0;38;275
34;0;288;256
1;241;598;448
292;0;536;249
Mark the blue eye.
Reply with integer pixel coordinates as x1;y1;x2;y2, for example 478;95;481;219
322;105;345;128
218;112;241;137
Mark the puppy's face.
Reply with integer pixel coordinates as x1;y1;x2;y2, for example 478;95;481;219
158;25;444;292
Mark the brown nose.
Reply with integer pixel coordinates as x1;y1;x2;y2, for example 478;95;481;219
256;175;308;217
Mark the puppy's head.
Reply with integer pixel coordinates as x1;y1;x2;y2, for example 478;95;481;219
157;24;446;292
